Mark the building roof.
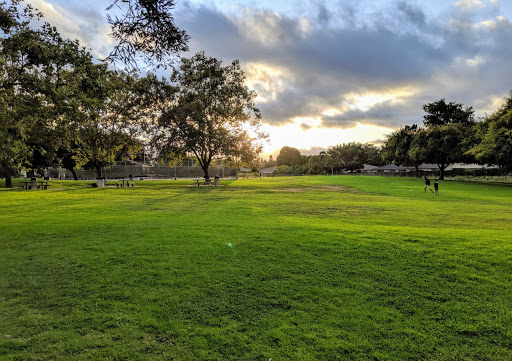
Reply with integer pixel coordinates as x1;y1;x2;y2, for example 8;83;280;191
362;164;380;171
376;164;414;171
418;163;438;170
260;166;277;174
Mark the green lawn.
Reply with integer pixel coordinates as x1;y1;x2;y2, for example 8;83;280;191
1;176;511;360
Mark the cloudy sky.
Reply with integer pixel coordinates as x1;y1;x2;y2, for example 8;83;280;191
29;0;512;156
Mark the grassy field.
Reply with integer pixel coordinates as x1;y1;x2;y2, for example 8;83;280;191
1;176;511;360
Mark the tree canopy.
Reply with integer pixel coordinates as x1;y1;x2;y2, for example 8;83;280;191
0;2;96;186
156;52;265;179
381;125;422;170
468;91;512;171
106;0;189;68
381;99;477;179
276;146;302;166
327;143;378;173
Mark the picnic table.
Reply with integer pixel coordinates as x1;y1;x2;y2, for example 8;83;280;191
19;180;50;190
115;179;134;187
193;177;220;186
194;178;212;186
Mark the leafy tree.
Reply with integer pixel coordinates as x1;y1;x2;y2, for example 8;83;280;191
0;1;39;187
0;1;93;186
274;164;308;175
327;143;369;173
57;145;79;180
381;125;423;170
276;146;302;166
156;52;265;179
469;90;512;172
318;150;336;175
410;124;474;179
419;99;476;179
266;155;277;168
423;99;475;127
73;68;169;178
106;0;189;68
307;155;327;175
363;143;385;166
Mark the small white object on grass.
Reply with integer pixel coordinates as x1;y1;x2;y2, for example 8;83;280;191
410;189;412;192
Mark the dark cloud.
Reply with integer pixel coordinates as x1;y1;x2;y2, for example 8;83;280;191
173;1;512;129
300;123;313;131
397;1;427;27
316;1;332;25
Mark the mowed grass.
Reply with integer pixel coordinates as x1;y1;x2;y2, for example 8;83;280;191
1;176;512;360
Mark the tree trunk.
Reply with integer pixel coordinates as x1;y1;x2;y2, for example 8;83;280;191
439;164;445;180
70;168;78;180
2;161;13;188
96;165;102;178
65;167;78;180
202;163;210;179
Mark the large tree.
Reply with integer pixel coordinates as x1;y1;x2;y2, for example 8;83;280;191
0;1;39;187
106;0;189;68
423;99;475;127
0;1;93;187
156;52;265;179
420;99;476;179
72;68;169;179
327;142;369;173
276;146;302;166
381;125;423;171
468;90;512;172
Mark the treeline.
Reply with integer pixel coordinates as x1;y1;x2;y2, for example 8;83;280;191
250;143;385;175
256;95;512;179
382;97;512;179
0;2;264;187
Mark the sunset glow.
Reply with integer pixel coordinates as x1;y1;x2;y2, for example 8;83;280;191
260;120;393;157
30;0;512;158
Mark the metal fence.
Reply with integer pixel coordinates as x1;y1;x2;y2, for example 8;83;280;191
46;165;236;180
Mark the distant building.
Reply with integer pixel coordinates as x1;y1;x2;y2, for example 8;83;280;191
361;164;380;173
418;163;438;172
260;166;277;174
376;164;414;173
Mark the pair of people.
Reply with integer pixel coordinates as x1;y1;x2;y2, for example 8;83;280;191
424;177;439;195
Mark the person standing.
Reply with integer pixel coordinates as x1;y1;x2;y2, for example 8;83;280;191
434;179;439;195
424;177;433;193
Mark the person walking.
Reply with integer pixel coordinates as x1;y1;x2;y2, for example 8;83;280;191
434;179;439;195
424;177;433;193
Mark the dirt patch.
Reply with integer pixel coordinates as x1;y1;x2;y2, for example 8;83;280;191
317;185;347;191
271;188;305;192
270;186;360;193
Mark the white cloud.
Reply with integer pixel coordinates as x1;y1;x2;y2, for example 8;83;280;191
479;15;509;28
245;63;291;103
454;0;485;11
30;0;115;59
343;88;416;112
465;55;486;67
